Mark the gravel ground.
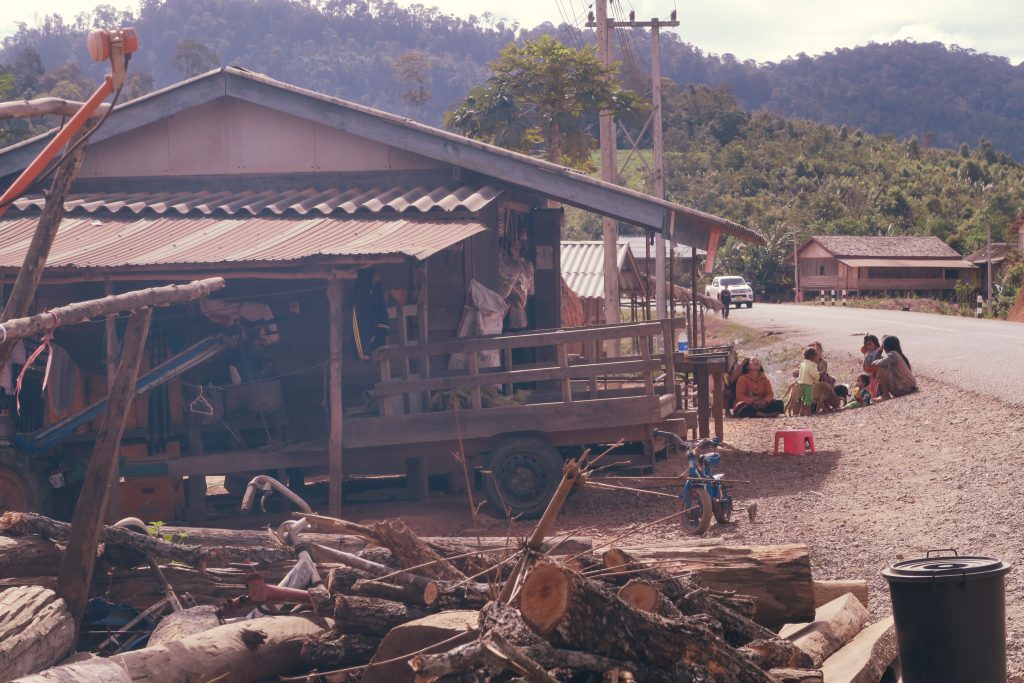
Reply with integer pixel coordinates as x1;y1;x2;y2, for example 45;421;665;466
510;333;1024;679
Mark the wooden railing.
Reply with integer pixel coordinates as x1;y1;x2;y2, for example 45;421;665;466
371;320;678;416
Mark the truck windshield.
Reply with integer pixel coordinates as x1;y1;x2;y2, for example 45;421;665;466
721;277;746;286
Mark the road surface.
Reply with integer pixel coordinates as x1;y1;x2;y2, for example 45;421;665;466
730;303;1024;403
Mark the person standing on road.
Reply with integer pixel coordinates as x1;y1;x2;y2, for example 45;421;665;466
720;287;732;318
872;335;918;398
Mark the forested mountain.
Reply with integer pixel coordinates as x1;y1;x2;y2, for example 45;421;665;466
3;0;1024;159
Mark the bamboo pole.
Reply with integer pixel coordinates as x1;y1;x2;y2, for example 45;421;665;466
0;278;225;342
57;308;152;631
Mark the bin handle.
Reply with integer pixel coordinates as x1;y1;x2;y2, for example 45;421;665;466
926;548;958;558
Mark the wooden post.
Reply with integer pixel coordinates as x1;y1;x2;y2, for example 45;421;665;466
185;410;207;523
326;279;344;517
557;343;573;404
56;307;153;631
696;363;710;438
712;368;724;439
0;145;86;374
406;457;428;503
104;280;118;390
660;319;676;408
690;251;699;350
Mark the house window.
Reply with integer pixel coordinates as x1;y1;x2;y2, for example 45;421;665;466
818;265;825;276
944;269;959;280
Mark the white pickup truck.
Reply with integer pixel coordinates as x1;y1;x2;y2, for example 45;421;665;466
704;275;755;308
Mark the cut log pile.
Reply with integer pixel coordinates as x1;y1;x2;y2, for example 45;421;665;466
0;506;898;683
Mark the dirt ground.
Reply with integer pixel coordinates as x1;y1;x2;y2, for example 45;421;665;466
343;320;1024;677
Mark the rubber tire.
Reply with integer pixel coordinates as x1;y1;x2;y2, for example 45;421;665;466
0;447;55;516
483;435;564;520
680;486;713;535
746;302;753;308
712;498;733;524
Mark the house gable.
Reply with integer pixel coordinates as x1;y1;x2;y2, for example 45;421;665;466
78;97;444;179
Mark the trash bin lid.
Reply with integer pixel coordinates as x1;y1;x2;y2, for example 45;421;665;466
883;556;1011;583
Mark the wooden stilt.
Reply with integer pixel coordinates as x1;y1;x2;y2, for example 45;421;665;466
327;278;345;517
56;307;153;631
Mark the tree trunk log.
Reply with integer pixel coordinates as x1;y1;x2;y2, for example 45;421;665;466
617;579;683;620
0;586;75;681
14;615;324;683
370;518;467;582
357;546;397;567
0;97;110;120
352;578;439;607
312;543;438;591
333;595;429;636
363;610;479;683
602;548;774;646
519;563;771;682
301;631;382;669
778;594;869;667
148;605;221;647
0;513;278;567
612;544;814;627
327;566;373;594
0;536;64;579
738;638;815;670
819;617;897;683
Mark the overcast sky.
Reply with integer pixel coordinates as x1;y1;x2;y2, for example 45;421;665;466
3;0;1022;65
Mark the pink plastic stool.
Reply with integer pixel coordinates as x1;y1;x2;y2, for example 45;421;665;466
773;429;815;455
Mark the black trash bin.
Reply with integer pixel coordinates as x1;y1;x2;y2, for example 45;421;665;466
883;550;1011;683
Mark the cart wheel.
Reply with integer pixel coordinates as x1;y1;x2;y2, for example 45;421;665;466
484;435;563;520
680;487;712;535
712;498;733;524
0;448;54;515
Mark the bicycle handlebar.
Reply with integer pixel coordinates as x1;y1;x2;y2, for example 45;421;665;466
652;429;719;451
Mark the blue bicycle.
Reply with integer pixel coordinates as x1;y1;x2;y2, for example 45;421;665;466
653;430;733;535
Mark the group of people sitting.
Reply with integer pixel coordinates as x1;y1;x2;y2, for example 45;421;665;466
729;335;918;418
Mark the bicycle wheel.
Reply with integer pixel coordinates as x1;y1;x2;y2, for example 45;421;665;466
680;487;712;535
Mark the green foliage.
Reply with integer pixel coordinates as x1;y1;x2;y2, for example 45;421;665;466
445;36;643;168
147;520;188;544
172;38;219;78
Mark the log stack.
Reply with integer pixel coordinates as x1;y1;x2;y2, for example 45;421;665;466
0;511;890;683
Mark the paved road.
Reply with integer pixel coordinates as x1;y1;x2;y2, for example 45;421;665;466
729;303;1024;403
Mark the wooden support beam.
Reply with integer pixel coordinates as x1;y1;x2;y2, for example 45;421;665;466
0;144;86;374
0;278;225;342
327;279;344;516
0;97;110;120
56;307;153;631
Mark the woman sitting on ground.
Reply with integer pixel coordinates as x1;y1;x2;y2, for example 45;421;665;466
733;357;784;417
872;335;918;398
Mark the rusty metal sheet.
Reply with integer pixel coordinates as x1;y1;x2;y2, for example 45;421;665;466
0;215;487;269
11;184;502;217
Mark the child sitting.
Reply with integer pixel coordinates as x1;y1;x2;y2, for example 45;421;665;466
860;335;880;397
797;347;820;416
847;373;872;409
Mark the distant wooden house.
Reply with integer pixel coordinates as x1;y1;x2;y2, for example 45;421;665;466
619;235;703;282
796;236;976;298
966;243;1017;292
561;241;647;325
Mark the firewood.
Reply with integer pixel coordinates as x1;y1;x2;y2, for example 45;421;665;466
370;519;468;582
327;566;373;594
148;605;221;647
357;546;398;567
767;668;824;682
363;610;479;683
819;617;897;683
0;586;75;680
812;580;868;609
14;615;324;683
0;513;290;567
518;562;772;682
333;595;429;636
301;631;382;669
610;543;815;627
779;594;869;667
0;536;65;579
602;548;775;646
617;579;684;620
353;578;440;607
738;638;815;669
312;543;439;593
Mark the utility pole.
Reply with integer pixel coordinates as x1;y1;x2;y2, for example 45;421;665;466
793;226;800;303
986;221;993;308
587;8;679;325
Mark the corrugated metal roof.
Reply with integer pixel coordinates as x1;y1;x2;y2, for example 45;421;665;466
838;257;976;269
11;184;502;217
561;241;644;300
619;235;703;259
0;215;486;269
808;236;961;258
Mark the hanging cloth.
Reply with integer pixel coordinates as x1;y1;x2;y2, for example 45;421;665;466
352;269;390;360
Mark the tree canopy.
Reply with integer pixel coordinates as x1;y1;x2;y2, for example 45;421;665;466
445;36;642;168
